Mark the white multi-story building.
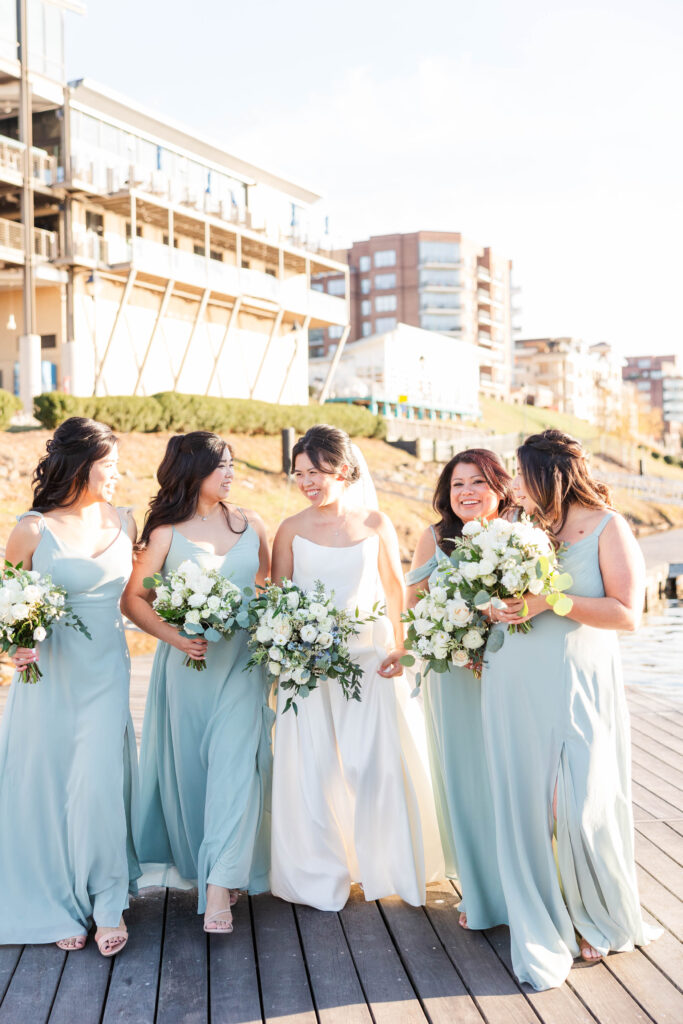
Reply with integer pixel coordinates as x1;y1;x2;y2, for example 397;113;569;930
0;2;348;408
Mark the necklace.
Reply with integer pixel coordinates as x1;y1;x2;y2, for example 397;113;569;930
196;506;218;522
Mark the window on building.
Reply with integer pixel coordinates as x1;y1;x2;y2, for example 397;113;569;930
241;259;250;269
361;299;371;316
362;322;372;337
328;325;344;340
418;240;459;264
375;316;397;333
637;358;650;368
375;294;397;312
637;381;651;391
193;244;206;256
420;291;460;310
374;249;396;268
421;313;461;332
374;273;396;290
419;268;460;287
265;267;277;277
308;328;324;346
40;334;57;349
86;211;104;236
359;255;371;272
162;234;178;248
326;277;346;296
360;278;371;294
211;250;224;262
124;220;142;243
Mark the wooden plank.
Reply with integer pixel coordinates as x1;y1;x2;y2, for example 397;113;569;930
632;730;683;772
156;887;207;1024
640;909;683;992
483;925;595;1024
251;893;316;1024
631;779;683;834
423;881;540;1024
339;886;426;1024
637;821;683;869
0;947;21;1005
0;945;66;1024
48;941;111;1024
208;894;261;1024
567;956;655;1023
632;719;683;758
605;947;683;1022
102;887;167;1024
294;903;371;1024
378;894;485;1024
635;832;683;896
637;866;683;941
631;762;683;812
632;738;683;785
639;716;683;746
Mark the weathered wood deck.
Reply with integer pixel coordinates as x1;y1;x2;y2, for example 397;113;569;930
2;667;683;1023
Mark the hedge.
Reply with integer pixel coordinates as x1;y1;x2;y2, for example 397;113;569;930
0;388;22;430
32;391;386;439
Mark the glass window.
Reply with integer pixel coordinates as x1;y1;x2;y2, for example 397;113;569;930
375;294;397;312
637;381;651;391
360;278;371;294
359;255;371;272
375;316;397;333
326;277;346;296
361;322;372;337
419;240;460;264
637;358;650;368
374;249;396;268
420;291;460;310
374;273;396;290
0;0;16;63
419;268;460;287
328;325;343;340
361;299;371;316
421;313;461;332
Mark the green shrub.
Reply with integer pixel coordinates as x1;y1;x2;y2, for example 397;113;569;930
32;391;386;439
0;388;22;430
651;450;661;459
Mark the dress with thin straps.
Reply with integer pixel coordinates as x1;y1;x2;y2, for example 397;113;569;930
405;525;507;929
0;508;140;944
136;517;273;908
481;513;659;989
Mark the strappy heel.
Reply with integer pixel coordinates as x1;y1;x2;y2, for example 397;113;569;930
204;909;233;934
95;926;128;957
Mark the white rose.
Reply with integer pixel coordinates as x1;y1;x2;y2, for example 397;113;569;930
481;574;497;587
33;625;47;642
308;602;327;622
446;599;472;627
501;570;522;592
171;592;183;607
461;520;483;536
269;645;283;662
528;578;545;595
255;624;274;644
430;585;448;605
292;665;311;684
462;629;485;650
316;631;333;649
188;593;205;608
413;618;433;636
22;585;42;603
477;558;495;576
300;624;318;643
286;591;300;610
459;562;480;582
185;610;201;625
10;603;29;622
452;649;470;667
271;618;292;645
318;616;334;632
207;595;221;610
414;597;430;617
268;661;281;676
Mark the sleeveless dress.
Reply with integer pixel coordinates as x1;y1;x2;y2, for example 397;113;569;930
481;513;659;990
270;534;444;911
136;524;273;909
406;526;507;929
0;509;140;944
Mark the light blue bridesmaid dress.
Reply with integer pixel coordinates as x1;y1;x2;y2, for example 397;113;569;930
0;509;140;944
482;513;658;990
406;526;507;929
136;522;273;911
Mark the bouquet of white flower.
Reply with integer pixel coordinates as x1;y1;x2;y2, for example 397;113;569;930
0;560;91;683
445;515;573;648
245;578;380;714
144;558;246;671
401;563;489;690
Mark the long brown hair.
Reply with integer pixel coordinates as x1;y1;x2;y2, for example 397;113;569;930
138;432;245;549
433;448;515;555
517;430;612;535
291;424;361;484
32;417;117;512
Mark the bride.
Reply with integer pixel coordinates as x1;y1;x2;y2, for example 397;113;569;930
270;424;442;911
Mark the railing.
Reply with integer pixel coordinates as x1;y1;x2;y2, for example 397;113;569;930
0;216;57;260
0;136;56;185
0;216;23;252
33;226;57;259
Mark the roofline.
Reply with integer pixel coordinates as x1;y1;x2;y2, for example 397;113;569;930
67;78;322;205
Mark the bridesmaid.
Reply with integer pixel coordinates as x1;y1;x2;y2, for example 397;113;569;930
0;417;139;956
406;449;513;930
122;431;272;934
483;429;658;990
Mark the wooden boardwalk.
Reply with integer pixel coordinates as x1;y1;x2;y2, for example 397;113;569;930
2;673;683;1022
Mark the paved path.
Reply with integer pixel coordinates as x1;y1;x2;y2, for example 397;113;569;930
638;527;683;573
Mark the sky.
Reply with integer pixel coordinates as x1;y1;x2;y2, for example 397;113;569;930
65;0;683;357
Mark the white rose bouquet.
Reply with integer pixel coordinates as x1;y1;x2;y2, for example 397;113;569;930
0;560;91;683
445;515;573;648
245;578;380;714
144;558;246;671
401;565;489;689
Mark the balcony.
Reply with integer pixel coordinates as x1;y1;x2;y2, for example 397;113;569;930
477;265;491;282
0;216;57;263
0;135;56;188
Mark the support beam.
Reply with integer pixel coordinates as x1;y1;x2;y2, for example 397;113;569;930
205;296;241;396
17;0;36;412
249;308;284;400
278;314;310;404
174;288;210;391
134;279;174;395
318;324;351;405
93;268;137;394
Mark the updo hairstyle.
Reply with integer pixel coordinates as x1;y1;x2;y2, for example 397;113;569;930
32;417;117;512
291;424;361;485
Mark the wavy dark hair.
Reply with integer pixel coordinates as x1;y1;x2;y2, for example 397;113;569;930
433;448;515;555
291;424;361;484
138;432;245;549
32;417;117;512
517;429;612;535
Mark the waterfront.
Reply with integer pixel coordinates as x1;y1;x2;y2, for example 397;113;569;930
621;599;683;694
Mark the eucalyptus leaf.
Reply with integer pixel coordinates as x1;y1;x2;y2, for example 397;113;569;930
400;654;416;667
473;589;491;609
204;627;221;642
486;629;505;653
553;572;573;592
552;594;574;616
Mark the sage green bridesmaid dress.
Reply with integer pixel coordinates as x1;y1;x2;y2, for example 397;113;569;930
0;509;140;944
482;513;659;990
136;523;273;911
406;527;507;929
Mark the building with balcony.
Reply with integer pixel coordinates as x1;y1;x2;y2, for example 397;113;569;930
514;337;618;425
309;230;514;399
623;354;683;447
0;2;348;405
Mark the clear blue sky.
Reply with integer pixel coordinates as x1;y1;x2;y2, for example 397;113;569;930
66;1;683;356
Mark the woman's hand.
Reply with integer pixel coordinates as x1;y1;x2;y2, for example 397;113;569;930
492;594;548;625
171;633;208;661
378;647;407;678
11;647;39;672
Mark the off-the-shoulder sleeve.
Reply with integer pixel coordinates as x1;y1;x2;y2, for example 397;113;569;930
405;553;440;587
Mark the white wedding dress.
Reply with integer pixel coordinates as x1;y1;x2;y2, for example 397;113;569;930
270;534;444;911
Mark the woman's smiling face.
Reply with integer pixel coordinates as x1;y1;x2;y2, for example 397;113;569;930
450;461;500;522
